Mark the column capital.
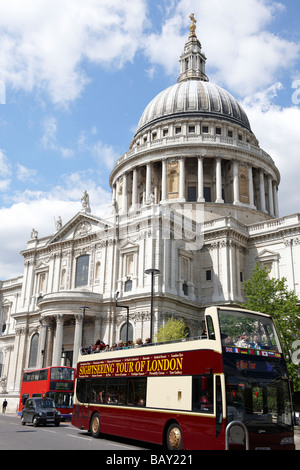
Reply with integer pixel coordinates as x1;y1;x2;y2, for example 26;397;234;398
54;313;64;323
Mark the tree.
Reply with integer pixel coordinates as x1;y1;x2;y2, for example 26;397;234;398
155;317;188;343
243;263;300;390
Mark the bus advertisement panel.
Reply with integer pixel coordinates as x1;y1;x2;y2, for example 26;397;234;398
72;307;295;450
18;366;75;420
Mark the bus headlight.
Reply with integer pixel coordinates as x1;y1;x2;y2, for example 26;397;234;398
280;436;294;445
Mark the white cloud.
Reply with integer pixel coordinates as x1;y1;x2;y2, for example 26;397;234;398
243;91;300;217
78;127;118;171
0;177;112;279
0;150;12;191
40;115;74;158
0;149;12;177
0;0;297;105
16;163;38;182
143;0;299;96
0;0;148;105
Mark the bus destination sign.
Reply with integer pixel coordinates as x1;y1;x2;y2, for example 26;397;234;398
78;352;184;379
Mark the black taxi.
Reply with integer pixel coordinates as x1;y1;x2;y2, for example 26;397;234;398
21;397;61;427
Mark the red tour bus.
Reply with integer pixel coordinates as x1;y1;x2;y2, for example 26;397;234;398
18;366;75;420
71;307;295;450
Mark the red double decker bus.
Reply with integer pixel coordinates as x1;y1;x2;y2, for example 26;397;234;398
72;307;295;450
18;366;75;420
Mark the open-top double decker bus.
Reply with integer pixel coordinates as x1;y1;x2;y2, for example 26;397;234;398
18;366;75;420
71;307;295;450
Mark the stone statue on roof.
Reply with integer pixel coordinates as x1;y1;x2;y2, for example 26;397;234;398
189;13;197;38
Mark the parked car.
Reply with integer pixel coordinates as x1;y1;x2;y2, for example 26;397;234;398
21;397;61;427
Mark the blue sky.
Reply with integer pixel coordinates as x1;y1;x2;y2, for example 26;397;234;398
0;0;300;280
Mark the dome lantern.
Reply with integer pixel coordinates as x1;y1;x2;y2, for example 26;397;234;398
178;13;209;83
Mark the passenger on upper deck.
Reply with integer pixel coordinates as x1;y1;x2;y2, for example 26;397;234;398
237;332;250;348
250;334;262;349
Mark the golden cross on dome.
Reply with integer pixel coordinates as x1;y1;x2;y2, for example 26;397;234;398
189;13;197;38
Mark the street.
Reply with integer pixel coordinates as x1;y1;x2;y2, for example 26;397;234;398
0;413;152;451
0;413;299;451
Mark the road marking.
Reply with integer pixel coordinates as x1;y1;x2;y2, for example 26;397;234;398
67;433;89;440
41;429;57;434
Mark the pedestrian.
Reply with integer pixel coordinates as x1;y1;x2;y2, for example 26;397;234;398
2;399;7;413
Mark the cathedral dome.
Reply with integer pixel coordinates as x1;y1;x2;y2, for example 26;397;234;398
110;14;280;226
136;79;251;134
136;14;251;136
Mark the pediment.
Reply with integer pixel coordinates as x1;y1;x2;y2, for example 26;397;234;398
48;212;114;245
35;261;49;271
257;249;279;261
119;239;139;253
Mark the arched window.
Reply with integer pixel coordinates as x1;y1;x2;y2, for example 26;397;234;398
120;323;133;343
28;333;39;369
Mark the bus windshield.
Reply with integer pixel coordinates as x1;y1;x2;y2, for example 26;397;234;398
50;367;74;381
226;376;293;429
219;309;282;352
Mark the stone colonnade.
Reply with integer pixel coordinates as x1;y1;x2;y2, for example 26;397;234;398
37;312;98;369
112;156;279;218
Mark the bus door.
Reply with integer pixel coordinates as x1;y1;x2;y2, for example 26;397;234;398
215;375;226;450
81;379;91;420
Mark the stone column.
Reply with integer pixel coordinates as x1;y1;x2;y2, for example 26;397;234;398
248;165;255;208
146;162;152;203
233;160;239;205
268;176;274;216
161;158;167;202
53;314;64;366
73;314;83;367
197;156;205;202
179;157;185;201
112;183;116;203
215;157;224;203
273;183;279;218
7;327;28;394
260;171;266;213
131;168;138;209
37;317;50;369
122;172;128;214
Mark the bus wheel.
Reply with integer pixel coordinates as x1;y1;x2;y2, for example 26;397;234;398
165;423;183;450
90;413;101;438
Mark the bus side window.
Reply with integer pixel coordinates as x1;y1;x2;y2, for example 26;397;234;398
76;379;90;403
192;375;213;413
206;316;215;340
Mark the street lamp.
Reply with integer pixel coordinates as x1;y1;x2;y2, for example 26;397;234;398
115;291;130;343
79;306;90;347
145;268;160;342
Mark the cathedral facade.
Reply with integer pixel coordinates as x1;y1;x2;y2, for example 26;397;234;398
1;18;300;412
